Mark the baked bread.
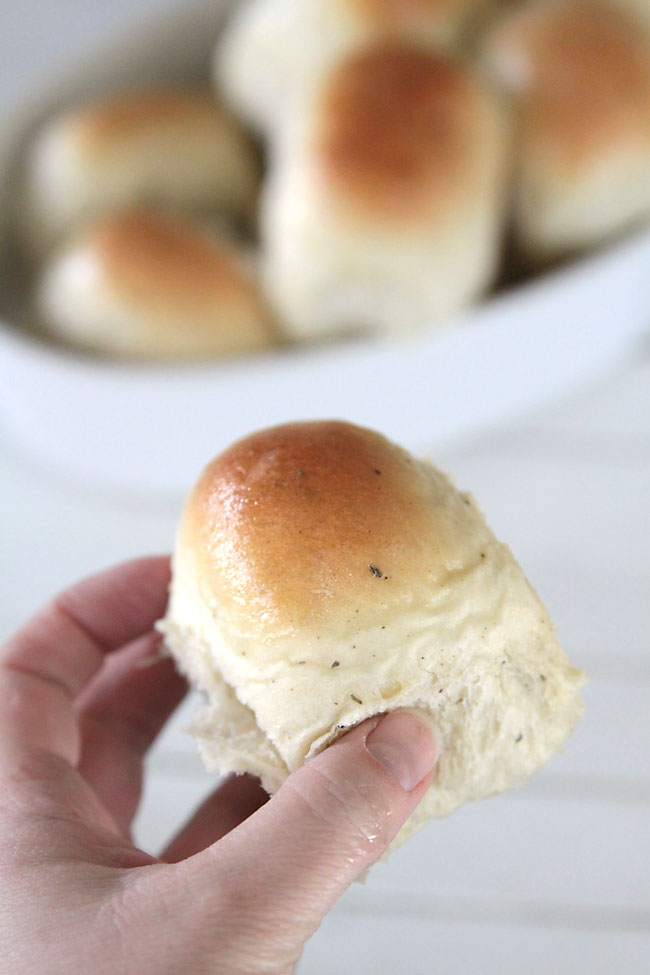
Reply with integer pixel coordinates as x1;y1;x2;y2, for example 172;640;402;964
20;88;259;257
483;0;650;264
35;209;275;360
216;0;496;135
260;44;509;339
161;421;585;847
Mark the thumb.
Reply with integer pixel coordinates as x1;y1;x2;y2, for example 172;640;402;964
179;711;438;968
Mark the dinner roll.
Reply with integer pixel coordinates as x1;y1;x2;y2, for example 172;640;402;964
216;0;496;135
483;0;650;264
161;421;585;848
261;44;509;340
20;88;259;257
35;209;275;359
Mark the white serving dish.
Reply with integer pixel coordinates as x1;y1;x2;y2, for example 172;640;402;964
0;0;649;498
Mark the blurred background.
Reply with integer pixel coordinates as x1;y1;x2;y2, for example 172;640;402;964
1;1;649;972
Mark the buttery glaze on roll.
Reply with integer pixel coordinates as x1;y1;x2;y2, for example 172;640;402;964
161;421;585;851
36;209;276;360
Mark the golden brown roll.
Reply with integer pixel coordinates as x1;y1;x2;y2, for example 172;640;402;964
161;420;585;848
20;88;259;257
216;0;496;135
261;44;509;339
35;209;276;360
483;0;650;264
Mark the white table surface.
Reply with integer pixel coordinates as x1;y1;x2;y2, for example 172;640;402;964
2;4;650;973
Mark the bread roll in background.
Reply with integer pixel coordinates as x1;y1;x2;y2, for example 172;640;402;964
161;421;585;850
19;88;259;258
483;0;650;265
35;209;276;360
261;44;509;340
216;0;496;135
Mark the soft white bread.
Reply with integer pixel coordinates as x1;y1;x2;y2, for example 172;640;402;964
260;44;509;340
483;0;650;264
35;209;276;360
161;421;585;847
20;88;259;257
216;0;496;135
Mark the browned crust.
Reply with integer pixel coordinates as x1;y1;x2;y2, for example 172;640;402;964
81;209;266;321
182;421;484;631
70;89;228;154
314;44;498;221
490;1;650;171
348;0;485;32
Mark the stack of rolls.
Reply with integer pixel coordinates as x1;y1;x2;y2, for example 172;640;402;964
20;87;277;359
216;0;650;342
17;0;650;358
20;88;260;257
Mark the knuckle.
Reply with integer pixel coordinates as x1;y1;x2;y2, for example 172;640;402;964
287;762;394;856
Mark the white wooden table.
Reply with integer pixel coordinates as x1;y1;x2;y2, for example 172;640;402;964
1;4;649;972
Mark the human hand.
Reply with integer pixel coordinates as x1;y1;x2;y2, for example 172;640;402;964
0;558;438;974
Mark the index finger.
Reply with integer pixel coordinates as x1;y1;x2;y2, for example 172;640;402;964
0;556;170;768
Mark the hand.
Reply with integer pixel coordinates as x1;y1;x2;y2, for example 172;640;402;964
0;558;438;975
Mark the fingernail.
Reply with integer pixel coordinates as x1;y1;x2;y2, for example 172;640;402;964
366;711;439;792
